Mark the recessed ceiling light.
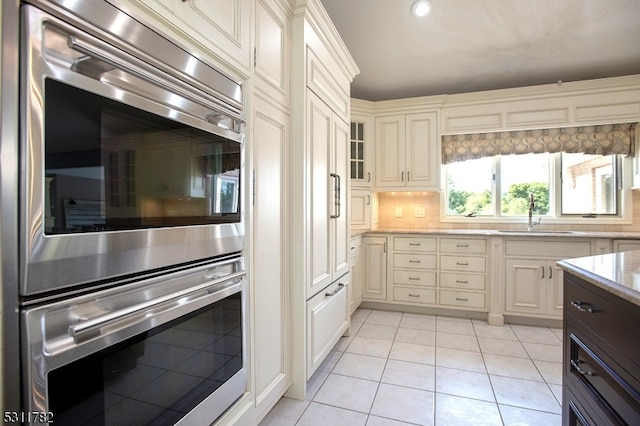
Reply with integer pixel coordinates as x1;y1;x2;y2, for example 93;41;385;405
411;0;433;18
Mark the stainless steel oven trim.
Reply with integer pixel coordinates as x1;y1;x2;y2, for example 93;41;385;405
20;4;246;297
21;257;248;416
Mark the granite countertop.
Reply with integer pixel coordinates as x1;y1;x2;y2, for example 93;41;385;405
558;252;640;307
359;228;640;239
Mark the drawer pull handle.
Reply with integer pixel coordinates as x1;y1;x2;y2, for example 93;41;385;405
409;243;421;246
408;293;420;298
456;280;469;284
409;260;421;263
325;283;345;297
408;277;420;281
570;300;595;313
456;262;469;266
456;244;469;248
455;297;468;302
570;359;596;377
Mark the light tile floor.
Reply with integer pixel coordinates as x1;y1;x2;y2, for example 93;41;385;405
260;308;563;426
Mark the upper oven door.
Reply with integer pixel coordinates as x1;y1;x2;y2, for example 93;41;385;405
20;4;246;298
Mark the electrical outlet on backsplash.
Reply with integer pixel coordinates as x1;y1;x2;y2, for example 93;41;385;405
375;191;640;232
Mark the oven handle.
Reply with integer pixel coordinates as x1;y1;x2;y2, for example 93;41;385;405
67;36;245;127
69;271;246;338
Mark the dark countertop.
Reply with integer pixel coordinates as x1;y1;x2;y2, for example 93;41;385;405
558;251;640;307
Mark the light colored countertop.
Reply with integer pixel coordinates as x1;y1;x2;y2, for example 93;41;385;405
558;251;640;307
359;228;640;239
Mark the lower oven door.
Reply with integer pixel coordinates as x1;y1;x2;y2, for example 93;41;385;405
21;257;247;426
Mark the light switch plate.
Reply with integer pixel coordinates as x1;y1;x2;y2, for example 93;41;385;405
414;207;425;217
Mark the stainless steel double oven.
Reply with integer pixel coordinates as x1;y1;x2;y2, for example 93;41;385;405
17;1;247;424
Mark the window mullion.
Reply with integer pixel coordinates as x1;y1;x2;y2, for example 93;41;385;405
494;156;500;218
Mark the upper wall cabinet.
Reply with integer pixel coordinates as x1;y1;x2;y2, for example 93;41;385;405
254;0;291;107
117;0;252;75
441;76;640;135
375;112;439;190
350;100;374;188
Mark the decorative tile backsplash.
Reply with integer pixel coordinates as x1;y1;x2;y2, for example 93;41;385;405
375;191;640;232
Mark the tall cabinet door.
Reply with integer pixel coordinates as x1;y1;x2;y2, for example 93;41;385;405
251;95;291;421
332;117;350;282
308;91;333;295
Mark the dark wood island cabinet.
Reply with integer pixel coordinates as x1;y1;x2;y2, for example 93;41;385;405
559;253;640;426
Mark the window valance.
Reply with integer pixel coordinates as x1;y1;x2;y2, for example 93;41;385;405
441;123;637;165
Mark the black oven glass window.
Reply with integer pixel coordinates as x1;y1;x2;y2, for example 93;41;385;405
48;293;243;425
44;79;241;234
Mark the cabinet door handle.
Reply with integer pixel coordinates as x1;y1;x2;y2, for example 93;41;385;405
367;172;371;182
549;266;553;279
401;171;404;181
570;300;595;313
325;283;345;297
541;266;545;279
367;195;371;205
329;173;340;218
407;171;410;181
570;359;596;377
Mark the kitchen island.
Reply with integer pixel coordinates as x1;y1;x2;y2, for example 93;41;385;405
557;252;640;425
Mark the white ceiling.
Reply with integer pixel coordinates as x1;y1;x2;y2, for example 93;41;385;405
319;0;640;101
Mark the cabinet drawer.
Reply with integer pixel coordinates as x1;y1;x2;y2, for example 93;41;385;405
439;238;487;254
440;255;486;273
393;270;436;287
565;327;640;425
393;287;436;304
307;278;349;379
394;237;437;252
440;272;485;290
394;253;437;269
564;275;640;369
505;239;591;258
439;290;485;309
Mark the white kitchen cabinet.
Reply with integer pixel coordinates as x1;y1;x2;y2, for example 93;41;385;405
349;236;364;314
127;0;252;75
390;236;438;306
504;239;591;319
307;90;350;296
288;0;358;400
350;188;372;230
375;112;439;190
362;236;388;300
140;133;191;198
441;76;640;135
438;237;488;311
254;0;291;107
250;1;293;421
306;277;349;379
350;111;374;188
250;92;291;421
102;136;141;220
612;239;640;252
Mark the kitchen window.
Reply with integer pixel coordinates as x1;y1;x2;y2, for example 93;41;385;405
444;152;630;222
441;123;636;224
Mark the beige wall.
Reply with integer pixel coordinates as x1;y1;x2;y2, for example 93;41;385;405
375;190;640;232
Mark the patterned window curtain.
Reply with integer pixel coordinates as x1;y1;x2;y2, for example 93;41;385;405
441;123;637;165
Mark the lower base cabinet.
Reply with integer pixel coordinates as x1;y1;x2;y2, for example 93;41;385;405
562;272;640;425
362;236;387;300
306;276;349;379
